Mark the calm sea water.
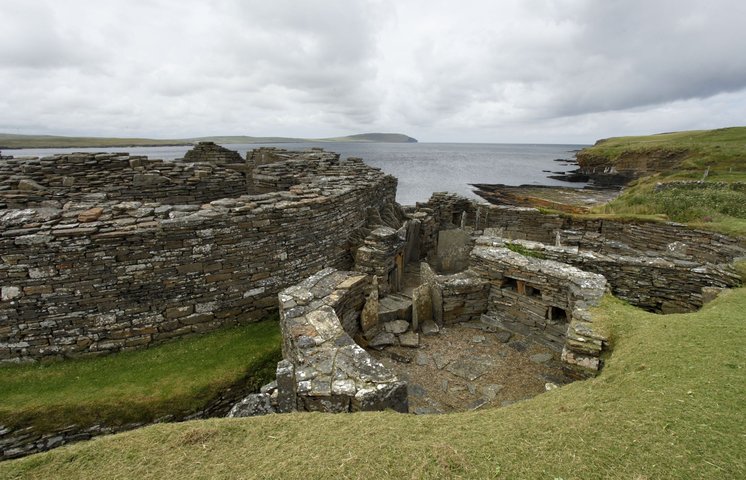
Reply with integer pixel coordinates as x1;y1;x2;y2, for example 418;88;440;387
2;142;587;205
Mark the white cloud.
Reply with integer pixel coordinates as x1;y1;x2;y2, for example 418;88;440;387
0;0;744;142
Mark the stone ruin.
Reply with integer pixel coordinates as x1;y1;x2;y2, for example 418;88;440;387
2;143;744;457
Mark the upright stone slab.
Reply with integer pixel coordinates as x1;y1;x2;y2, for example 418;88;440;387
411;284;433;332
275;360;296;413
360;278;380;338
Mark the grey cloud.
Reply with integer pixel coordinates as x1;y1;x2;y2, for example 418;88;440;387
0;0;744;142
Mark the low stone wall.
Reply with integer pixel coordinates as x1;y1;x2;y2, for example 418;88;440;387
277;268;408;412
0;148;249;208
470;237;607;368
1;150;398;363
426;269;490;325
421;192;745;263
488;237;741;313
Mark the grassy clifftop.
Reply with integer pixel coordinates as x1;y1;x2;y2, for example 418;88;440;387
579;127;746;235
578;126;746;179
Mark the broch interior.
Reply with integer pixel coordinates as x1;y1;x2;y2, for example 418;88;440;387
1;143;743;458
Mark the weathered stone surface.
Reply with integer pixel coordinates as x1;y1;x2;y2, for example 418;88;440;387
384;320;410;334
360;281;380;337
276;269;406;415
421;320;440;336
530;353;553;364
1;286;21;301
369;331;396;349
411;283;432;332
77;207;104;223
445;355;498;381
227;393;274;417
399;331;420;348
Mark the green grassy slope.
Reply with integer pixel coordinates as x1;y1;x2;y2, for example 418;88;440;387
581;127;746;235
3;288;744;479
0;321;281;433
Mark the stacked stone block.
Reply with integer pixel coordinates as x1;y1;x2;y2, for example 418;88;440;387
277;268;408;413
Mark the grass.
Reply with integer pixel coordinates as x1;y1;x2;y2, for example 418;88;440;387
0;320;281;433
2;289;744;479
580;127;746;235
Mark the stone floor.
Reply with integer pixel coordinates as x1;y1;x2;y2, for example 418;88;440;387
368;323;569;414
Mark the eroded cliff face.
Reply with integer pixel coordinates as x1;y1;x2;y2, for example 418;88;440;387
575;147;690;186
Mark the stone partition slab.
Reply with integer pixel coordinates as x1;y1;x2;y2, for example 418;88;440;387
278;268;408;413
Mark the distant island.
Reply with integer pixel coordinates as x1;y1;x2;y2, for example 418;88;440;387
0;132;418;149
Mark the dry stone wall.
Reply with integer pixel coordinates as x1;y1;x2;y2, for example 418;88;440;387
1;147;398;363
469;235;608;376
0;150;250;208
277;268;408;413
421;192;745;264
485;237;741;313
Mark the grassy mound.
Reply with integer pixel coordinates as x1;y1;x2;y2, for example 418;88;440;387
3;290;744;479
580;127;746;235
0;321;281;433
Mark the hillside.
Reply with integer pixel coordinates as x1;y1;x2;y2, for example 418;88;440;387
576;126;746;181
577;127;746;235
321;133;418;143
0;133;191;149
2;286;745;479
0;132;418;149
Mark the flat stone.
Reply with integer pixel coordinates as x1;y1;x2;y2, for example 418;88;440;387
384;320;410;334
509;341;527;352
467;398;489;410
415;352;431;366
227;393;274;417
433;353;450;370
495;331;513;343
77;207;104;223
421;319;440;336
530;353;553;364
368;331;396;349
408;383;427;398
399;331;420;347
471;335;486;344
445;355;497;381
2;286;21;301
482;384;504;400
383;350;412;363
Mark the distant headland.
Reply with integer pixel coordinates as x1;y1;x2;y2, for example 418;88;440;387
0;132;418;149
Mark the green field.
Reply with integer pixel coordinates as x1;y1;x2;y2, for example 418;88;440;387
0;321;281;433
2;283;745;479
0;132;417;149
580;127;746;235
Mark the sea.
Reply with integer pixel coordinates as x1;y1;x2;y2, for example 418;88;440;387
2;142;587;205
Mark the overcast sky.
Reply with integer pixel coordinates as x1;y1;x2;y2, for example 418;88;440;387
1;0;745;143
